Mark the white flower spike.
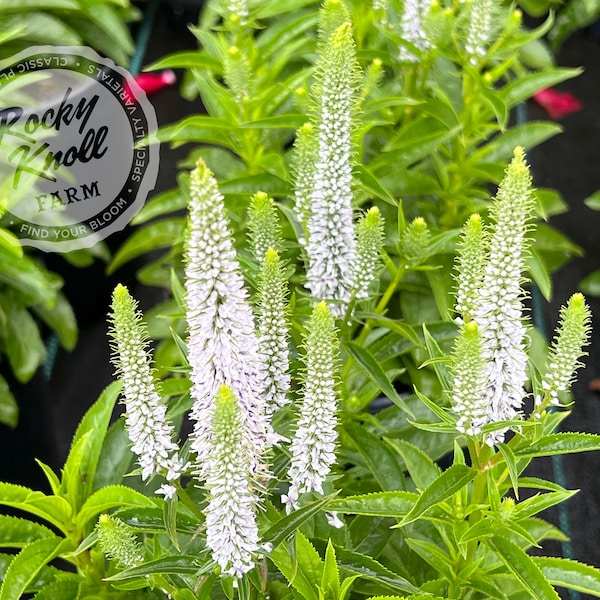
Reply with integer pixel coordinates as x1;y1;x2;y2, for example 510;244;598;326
108;284;184;498
184;160;273;479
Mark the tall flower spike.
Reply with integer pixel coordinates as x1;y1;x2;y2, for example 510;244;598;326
108;284;184;499
257;248;291;413
205;385;261;578
184;160;272;480
304;21;360;318
352;207;385;300
283;302;339;511
247;191;281;263
539;293;591;408
472;147;535;445
454;213;487;321
451;321;490;437
464;0;495;65
399;0;432;62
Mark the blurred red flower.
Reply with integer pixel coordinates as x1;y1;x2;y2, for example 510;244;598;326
532;87;583;120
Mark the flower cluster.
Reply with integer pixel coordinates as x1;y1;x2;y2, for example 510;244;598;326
454;214;487;320
464;0;495;65
283;301;339;510
398;0;432;62
303;18;359;318
452;147;534;444
184;160;273;479
108;284;184;499
295;4;384;318
204;385;261;577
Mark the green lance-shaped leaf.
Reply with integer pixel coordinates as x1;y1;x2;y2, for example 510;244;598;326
329;491;418;518
263;493;337;549
105;555;209;581
396;464;476;527
0;536;70;600
60;380;121;514
533;557;600;597
513;432;600;458
343;342;412;416
488;535;560;600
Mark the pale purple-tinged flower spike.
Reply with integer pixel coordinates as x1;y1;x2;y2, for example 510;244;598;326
184;160;273;479
538;293;591;409
257;248;291;413
472;147;535;446
454;214;488;321
205;385;261;578
464;0;495;65
451;320;490;437
283;302;339;512
304;21;359;318
352;207;385;301
399;0;432;62
108;284;185;499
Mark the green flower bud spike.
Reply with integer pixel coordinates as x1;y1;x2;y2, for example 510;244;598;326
224;45;251;102
247;191;281;263
96;514;144;569
257;248;291;413
352;206;385;300
454;213;487;321
537;293;592;412
283;301;339;511
292;122;317;237
451;320;489;437
205;384;260;577
401;216;430;264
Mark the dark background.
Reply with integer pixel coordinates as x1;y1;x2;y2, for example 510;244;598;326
1;3;600;593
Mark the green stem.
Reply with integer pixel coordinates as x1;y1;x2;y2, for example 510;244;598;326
464;440;492;566
341;259;406;381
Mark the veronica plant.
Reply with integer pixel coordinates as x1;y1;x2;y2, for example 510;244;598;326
2;146;600;600
2;2;600;599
